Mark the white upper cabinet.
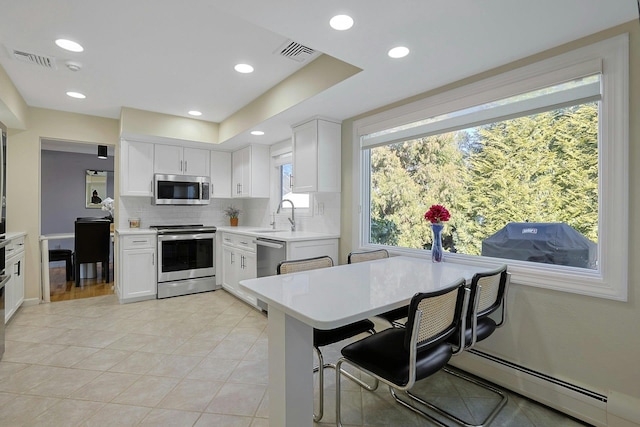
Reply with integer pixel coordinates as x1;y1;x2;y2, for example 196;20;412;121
121;139;154;197
210;150;231;198
154;144;210;176
292;118;341;193
231;145;270;198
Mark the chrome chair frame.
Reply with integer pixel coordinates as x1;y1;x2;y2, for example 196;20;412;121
276;255;378;422
420;265;511;427
335;279;470;427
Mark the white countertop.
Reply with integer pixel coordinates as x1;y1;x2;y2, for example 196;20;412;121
6;231;26;240
240;256;497;330
216;226;339;242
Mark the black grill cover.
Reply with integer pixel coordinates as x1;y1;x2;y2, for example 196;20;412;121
481;222;597;269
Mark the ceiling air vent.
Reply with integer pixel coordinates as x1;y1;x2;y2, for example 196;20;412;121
275;40;318;63
11;48;57;69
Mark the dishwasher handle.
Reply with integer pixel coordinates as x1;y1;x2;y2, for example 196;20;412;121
254;239;285;249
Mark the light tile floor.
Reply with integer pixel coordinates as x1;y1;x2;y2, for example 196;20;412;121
1;291;589;426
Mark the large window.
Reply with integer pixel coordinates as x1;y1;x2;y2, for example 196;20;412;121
353;35;628;300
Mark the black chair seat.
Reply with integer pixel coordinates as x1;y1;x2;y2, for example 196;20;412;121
314;319;375;347
449;317;497;347
341;328;453;387
49;249;73;281
377;306;408;324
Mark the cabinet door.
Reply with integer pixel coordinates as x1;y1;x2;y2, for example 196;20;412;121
121;139;154;196
239;250;257;282
238;250;257;305
292;119;341;193
121;248;156;299
13;253;25;309
292;120;318;193
287;239;338;264
4;268;14;323
231;147;247;197
183;147;210;176
154;144;183;175
5;253;24;323
210;151;231;198
221;246;238;290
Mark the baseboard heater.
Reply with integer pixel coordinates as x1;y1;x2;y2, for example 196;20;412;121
467;349;607;403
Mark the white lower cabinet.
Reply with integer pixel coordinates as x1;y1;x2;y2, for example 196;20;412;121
5;234;26;323
117;233;157;303
221;232;258;307
220;232;339;310
287;239;338;263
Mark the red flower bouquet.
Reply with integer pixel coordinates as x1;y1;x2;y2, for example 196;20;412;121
424;204;450;224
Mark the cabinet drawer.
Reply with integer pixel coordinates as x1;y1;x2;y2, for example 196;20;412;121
6;236;25;258
221;233;256;252
121;234;156;249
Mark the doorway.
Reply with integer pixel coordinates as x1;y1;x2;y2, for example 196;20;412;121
41;140;115;301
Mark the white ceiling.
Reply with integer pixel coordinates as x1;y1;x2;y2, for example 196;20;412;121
0;0;637;149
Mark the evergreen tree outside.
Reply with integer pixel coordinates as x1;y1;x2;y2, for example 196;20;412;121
368;101;598;267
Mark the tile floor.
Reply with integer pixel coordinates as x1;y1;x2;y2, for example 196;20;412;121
1;290;589;426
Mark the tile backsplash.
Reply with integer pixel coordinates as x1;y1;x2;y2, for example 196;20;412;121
118;193;340;234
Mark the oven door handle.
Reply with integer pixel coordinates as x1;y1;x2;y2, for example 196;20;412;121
254;239;285;249
158;233;215;242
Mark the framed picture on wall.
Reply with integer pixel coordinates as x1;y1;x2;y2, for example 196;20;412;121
85;169;107;208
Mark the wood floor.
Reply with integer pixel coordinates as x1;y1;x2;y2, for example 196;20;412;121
49;264;115;302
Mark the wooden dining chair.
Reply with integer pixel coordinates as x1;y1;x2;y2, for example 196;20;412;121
348;249;408;328
335;278;470;426
277;255;378;422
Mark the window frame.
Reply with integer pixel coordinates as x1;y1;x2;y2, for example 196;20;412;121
270;143;313;217
351;34;629;301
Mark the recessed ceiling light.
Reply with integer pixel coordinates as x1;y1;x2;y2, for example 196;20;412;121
234;63;254;74
330;15;354;31
251;130;265;136
188;110;202;116
55;39;84;52
388;46;410;59
66;91;86;99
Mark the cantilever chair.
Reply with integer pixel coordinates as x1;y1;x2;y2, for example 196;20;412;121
433;265;511;427
335;278;469;427
277;255;377;422
74;218;111;287
348;249;408;328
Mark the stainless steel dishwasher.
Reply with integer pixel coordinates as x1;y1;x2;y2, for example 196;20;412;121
255;238;286;311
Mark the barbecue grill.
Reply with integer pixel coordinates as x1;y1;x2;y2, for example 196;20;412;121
481;222;597;269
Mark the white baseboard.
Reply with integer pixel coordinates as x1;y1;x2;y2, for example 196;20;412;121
21;298;40;307
607;391;640;426
450;350;609;426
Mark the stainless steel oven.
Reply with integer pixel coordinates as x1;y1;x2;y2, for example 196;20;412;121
151;225;218;299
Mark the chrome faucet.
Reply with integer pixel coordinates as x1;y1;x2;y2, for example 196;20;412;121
277;199;295;231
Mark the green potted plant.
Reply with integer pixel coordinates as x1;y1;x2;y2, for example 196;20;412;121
224;205;241;226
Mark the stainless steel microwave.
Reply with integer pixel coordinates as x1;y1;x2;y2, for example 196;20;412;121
153;174;210;205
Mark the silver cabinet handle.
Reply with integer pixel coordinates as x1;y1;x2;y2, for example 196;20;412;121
184;161;188;173
152;253;155;266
